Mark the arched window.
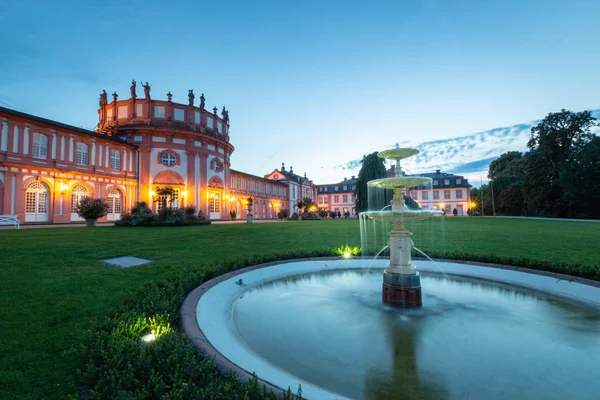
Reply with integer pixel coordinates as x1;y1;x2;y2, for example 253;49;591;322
106;189;122;221
25;181;49;222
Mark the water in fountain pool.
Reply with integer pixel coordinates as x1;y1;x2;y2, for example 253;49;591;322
232;269;600;400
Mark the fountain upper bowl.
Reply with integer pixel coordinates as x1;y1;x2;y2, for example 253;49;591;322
378;148;419;160
368;176;432;189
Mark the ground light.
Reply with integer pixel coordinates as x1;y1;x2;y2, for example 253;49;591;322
141;333;156;342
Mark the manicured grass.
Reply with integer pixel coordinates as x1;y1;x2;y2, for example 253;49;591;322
0;218;599;399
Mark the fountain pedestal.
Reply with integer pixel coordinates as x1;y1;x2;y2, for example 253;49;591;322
382;222;422;306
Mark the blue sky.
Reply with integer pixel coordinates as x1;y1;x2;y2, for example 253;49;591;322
1;0;599;184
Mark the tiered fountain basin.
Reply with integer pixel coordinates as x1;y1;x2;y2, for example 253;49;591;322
182;259;600;400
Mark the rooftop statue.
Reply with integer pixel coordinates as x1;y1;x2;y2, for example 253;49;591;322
112;92;118;102
130;79;137;100
188;89;195;107
200;93;205;109
221;106;230;123
141;81;151;100
99;90;108;107
167;92;173;102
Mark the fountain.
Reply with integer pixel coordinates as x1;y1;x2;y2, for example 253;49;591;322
361;148;442;306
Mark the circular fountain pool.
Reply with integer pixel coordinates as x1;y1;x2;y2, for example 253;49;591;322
186;260;600;400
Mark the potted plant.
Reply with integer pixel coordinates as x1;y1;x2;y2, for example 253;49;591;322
229;209;237;220
76;197;109;226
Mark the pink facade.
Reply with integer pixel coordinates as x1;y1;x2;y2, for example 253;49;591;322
0;107;137;224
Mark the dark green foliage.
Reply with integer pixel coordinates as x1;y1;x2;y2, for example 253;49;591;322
318;208;328;218
329;211;337;219
404;194;421;210
559;136;600;217
300;212;320;220
116;203;212;227
79;251;327;399
524;109;598;217
76;197;109;220
488;151;525;180
355;152;387;213
277;209;289;220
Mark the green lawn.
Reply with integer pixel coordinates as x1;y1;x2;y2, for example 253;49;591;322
0;218;599;399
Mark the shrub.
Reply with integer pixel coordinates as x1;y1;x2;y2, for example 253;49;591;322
329;211;337;219
230;210;237;219
76;197;108;220
300;212;321;220
79;251;332;399
277;209;289;220
453;208;458;216
318;208;328;218
343;211;350;219
290;212;299;220
115;203;211;227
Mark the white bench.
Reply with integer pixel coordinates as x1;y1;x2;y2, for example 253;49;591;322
0;215;20;229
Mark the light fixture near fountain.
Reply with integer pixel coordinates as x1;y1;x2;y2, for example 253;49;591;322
361;148;443;307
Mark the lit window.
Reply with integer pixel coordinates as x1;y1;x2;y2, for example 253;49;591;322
111;150;121;170
161;153;176;167
32;133;48;159
76;143;88;166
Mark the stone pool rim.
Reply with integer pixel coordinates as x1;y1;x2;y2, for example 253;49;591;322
180;257;600;398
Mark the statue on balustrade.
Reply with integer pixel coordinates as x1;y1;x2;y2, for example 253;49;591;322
200;93;205;109
188;89;195;106
141;81;151;99
130;80;137;99
221;106;229;123
99;90;108;107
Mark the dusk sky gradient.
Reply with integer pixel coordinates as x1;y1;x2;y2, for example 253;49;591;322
1;0;599;184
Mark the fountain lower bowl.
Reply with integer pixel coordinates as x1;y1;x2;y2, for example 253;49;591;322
183;259;600;400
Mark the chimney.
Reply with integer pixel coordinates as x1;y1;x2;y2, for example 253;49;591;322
344;177;347;182
281;162;285;171
435;169;441;174
290;166;294;173
351;175;355;179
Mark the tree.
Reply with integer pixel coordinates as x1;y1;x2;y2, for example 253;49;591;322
153;187;175;210
524;109;597;216
488;151;525;179
487;152;526;215
300;197;314;213
559;136;600;216
354;152;387;213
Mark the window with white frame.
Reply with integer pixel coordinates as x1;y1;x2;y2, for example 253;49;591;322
318;198;323;204
154;106;165;118
156;189;179;211
334;195;339;203
324;197;328;204
433;180;438;186
456;189;463;199
444;190;451;199
334;185;339;191
32;133;48;159
433;191;439;199
444;179;450;185
411;192;417;200
422;191;429;200
456;179;462;184
343;185;347;190
76;143;88;166
110;150;121;170
342;194;348;203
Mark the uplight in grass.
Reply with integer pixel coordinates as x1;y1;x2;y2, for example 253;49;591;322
141;333;156;342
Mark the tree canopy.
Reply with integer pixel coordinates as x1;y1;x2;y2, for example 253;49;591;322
354;152;387;213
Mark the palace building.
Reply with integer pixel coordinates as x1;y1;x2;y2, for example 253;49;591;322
0;82;317;225
0;83;468;225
